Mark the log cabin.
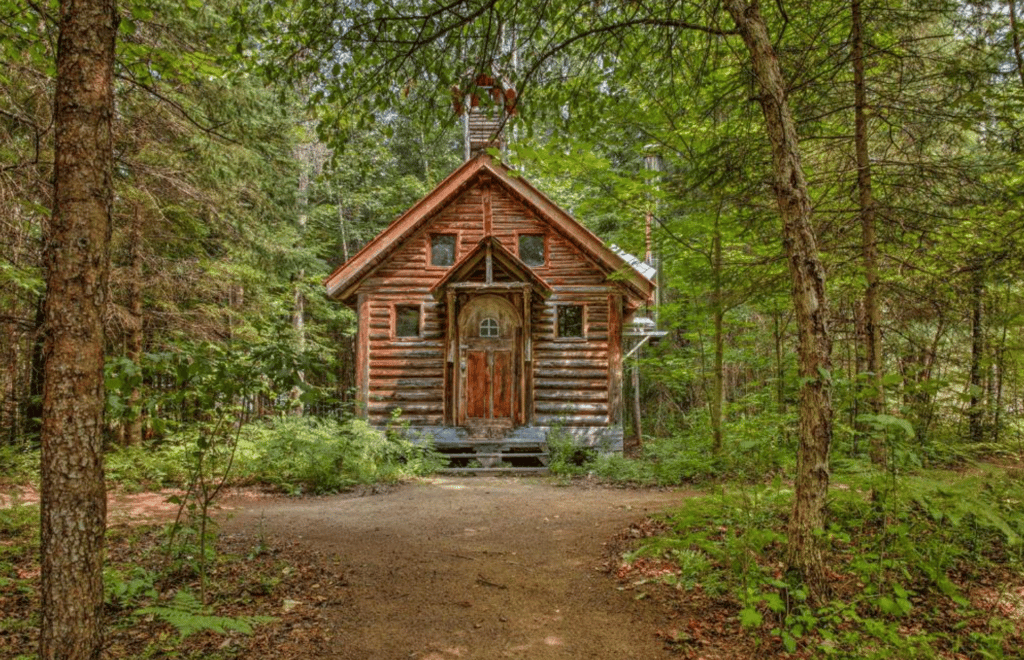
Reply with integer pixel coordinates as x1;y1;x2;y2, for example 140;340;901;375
324;86;656;465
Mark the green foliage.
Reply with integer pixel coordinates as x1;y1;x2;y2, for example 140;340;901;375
234;417;444;494
0;503;37;591
105;565;159;609
549;409;796;486
105;442;189;491
622;464;1024;657
136;589;274;639
0;445;37;485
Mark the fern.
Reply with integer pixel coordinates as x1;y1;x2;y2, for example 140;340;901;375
137;590;274;639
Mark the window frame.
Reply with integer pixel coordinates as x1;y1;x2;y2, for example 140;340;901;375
516;232;547;268
428;233;458;268
555;304;586;340
393;304;423;339
479;317;500;338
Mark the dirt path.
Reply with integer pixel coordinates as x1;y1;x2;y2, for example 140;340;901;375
218;476;693;660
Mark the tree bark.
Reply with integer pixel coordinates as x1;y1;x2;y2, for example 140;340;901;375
40;0;117;657
851;0;885;464
969;269;985;443
711;210;725;454
1009;0;1024;89
724;0;834;598
126;202;145;446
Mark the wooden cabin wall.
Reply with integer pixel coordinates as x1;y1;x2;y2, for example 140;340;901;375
356;179;623;428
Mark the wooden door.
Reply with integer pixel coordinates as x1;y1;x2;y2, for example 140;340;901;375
466;349;513;420
457;295;521;429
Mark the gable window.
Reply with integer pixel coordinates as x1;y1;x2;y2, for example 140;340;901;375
557;305;584;338
518;234;545;267
395;305;421;338
430;234;457;267
480;317;499;338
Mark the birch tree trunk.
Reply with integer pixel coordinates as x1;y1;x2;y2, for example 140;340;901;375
40;0;117;657
723;0;834;598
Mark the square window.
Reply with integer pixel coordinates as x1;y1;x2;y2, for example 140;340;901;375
518;234;545;267
430;234;456;267
557;305;584;338
395;305;421;338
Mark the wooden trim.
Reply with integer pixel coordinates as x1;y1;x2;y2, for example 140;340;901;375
429;236;553;299
607;294;623;426
523;287;534;425
444;289;456;425
482;182;493;236
356;293;370;419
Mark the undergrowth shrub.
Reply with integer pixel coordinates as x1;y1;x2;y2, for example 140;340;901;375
234;416;444;494
0;444;37;485
549;409;796;485
620;465;1024;658
104;442;189;491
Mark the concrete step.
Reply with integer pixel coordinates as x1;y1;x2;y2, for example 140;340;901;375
438;467;549;475
441;452;549;459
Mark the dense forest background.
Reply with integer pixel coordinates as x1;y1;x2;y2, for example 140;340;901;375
4;0;1023;462
3;0;1024;656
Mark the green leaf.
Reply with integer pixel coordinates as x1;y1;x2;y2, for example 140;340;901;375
739;607;763;627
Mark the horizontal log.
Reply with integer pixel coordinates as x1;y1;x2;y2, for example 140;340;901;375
369;390;444;402
535;402;608;414
534;414;609;426
368;377;443;389
534;390;608;402
371;368;444;378
369;414;444;426
534;358;608;369
369;340;443;351
533;378;607;390
369;348;443;359
535;367;606;379
530;348;608;359
370;357;444;369
368;402;443;414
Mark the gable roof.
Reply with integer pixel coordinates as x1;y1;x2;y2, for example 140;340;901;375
429;236;553;300
324;153;656;304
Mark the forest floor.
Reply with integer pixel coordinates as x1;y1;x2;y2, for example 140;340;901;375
1;477;760;659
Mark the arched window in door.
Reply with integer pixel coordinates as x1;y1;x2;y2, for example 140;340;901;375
479;317;499;338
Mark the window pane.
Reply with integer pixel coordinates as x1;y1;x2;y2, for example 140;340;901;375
557;305;584;338
431;234;456;267
480;318;499;337
396;306;420;337
518;234;545;266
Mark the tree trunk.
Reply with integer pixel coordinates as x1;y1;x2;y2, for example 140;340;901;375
631;356;643;449
711;210;725;454
125;202;145;446
40;0;117;657
969;269;985;443
724;0;834;599
291;145;311;413
1010;0;1024;88
852;0;885;464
